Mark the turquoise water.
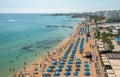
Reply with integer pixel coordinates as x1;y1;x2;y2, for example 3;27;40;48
0;14;83;77
115;37;120;42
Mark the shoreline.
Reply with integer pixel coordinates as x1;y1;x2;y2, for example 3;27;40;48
9;37;70;77
10;20;83;77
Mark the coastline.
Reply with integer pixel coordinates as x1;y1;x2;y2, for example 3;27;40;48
9;37;69;77
10;20;83;77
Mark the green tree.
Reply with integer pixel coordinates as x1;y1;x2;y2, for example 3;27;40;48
109;43;114;51
101;32;109;48
94;30;100;40
109;29;113;38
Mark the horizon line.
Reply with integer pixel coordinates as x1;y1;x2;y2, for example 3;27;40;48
0;8;119;14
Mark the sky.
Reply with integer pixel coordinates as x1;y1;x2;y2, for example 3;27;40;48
0;0;120;13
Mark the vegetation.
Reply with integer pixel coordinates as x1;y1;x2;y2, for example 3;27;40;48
91;15;115;51
107;18;120;23
108;43;114;51
108;29;113;38
94;30;101;40
101;32;114;51
90;15;106;24
95;30;114;51
117;51;120;54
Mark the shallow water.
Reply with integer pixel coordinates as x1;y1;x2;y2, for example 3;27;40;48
0;14;83;77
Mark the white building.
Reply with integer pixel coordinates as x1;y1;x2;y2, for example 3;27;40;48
88;10;120;19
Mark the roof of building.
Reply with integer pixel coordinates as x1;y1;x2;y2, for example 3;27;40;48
106;53;120;59
107;74;116;77
106;69;114;74
109;59;120;77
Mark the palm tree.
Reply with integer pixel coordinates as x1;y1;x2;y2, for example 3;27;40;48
109;43;114;52
107;28;113;39
109;29;113;39
101;32;109;48
102;38;107;48
104;37;114;52
94;31;100;40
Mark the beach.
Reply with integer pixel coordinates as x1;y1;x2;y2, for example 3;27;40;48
12;19;98;77
0;14;83;77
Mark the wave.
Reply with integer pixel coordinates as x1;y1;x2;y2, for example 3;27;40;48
8;19;17;22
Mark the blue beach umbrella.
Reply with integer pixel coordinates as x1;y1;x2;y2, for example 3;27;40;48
84;63;89;67
58;64;64;67
64;53;67;55
56;67;61;71
58;65;63;68
46;68;52;72
84;67;89;71
48;65;54;68
67;64;72;67
52;60;56;64
65;52;68;54
76;58;80;61
84;72;90;76
76;61;80;64
76;60;80;62
80;49;83;53
73;71;78;76
42;73;50;77
59;63;64;66
60;61;65;64
72;52;75;54
64;71;70;76
71;54;74;56
75;64;80;67
66;67;71;71
69;58;73;61
53;72;59;76
62;56;66;59
72;49;76;52
70;56;74;58
68;61;72;64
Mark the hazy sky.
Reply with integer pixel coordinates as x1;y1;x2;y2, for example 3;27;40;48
0;0;120;13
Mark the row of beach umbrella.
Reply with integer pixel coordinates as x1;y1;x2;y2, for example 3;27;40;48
88;25;90;33
42;37;90;77
42;42;74;77
80;27;87;35
84;28;86;34
54;42;74;76
86;36;88;42
64;38;81;76
84;61;90;76
79;37;84;53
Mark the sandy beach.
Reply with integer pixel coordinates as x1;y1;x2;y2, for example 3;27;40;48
11;20;97;77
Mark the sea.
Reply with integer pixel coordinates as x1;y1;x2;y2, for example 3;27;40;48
0;14;83;77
